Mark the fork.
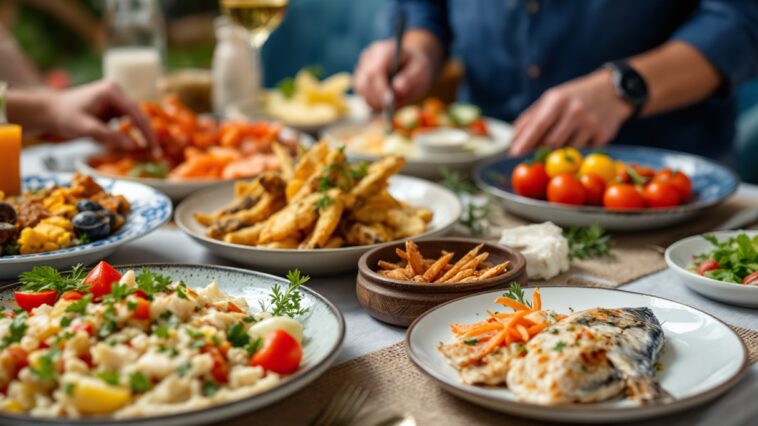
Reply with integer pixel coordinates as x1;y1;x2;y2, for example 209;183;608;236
309;383;370;426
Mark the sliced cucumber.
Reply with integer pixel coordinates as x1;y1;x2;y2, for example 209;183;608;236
448;103;481;126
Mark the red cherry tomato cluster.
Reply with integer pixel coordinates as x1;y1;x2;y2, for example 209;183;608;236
511;148;693;210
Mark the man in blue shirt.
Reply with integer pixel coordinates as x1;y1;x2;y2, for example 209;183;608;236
354;1;758;160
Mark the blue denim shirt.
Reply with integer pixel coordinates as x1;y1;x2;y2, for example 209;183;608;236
386;0;758;160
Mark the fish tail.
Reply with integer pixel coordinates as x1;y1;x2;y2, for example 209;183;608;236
626;377;675;404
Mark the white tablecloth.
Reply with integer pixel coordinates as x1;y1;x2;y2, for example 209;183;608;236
19;143;758;426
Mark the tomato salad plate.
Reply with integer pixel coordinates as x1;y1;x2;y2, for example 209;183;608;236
666;230;758;308
406;285;748;423
0;174;171;281
474;146;738;231
0;262;344;425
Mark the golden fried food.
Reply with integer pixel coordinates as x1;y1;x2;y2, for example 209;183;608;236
195;141;433;249
377;241;510;283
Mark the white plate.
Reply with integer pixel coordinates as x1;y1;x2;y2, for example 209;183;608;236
0;175;172;281
666;230;758;308
75;129;316;202
174;175;462;275
406;286;748;423
226;94;372;136
0;263;344;425
322;118;513;179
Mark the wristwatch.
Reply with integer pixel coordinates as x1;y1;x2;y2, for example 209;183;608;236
604;60;648;120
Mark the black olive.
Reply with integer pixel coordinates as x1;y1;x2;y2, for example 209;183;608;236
76;199;103;213
72;211;111;241
98;209;117;228
0;222;17;245
0;202;16;224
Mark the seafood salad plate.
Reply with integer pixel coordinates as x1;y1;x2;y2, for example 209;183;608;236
406;286;748;423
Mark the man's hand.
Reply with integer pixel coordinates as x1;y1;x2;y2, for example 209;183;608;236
509;70;633;155
354;31;444;111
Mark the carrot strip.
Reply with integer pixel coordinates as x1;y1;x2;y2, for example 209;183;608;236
527;322;547;335
533;289;542;311
460;323;503;339
516;324;530;342
495;297;530;311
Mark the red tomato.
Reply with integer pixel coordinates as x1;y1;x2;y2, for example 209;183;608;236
579;174;606;206
133;298;151;320
70;321;93;336
742;271;758;286
227;302;243;313
511;162;550;199
82;261;122;299
60;291;84;301
697;259;721;276
250;330;302;375
546;174;586;206
654;169;693;201
468;118;488;136
14;290;59;312
135;289;148;299
632;164;655;179
603;184;645;210
203;345;229;383
642;182;681;208
419;110;437;127
5;346;28;375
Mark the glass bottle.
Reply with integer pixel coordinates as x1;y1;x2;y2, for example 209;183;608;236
212;17;259;115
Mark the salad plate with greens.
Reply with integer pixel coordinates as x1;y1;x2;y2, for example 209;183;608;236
665;230;758;307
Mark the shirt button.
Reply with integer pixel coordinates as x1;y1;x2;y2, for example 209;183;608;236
527;0;540;14
528;65;541;79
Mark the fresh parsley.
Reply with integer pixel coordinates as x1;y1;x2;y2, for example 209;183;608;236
564;224;612;260
227;323;249;348
348;162;369;181
129;372;151;393
135;269;172;299
502;282;532;309
64;382;76;396
259;269;310;318
97;371;120;386
202;380;219;397
18;264;86;293
30;354;57;382
316;194;334;211
553;341;567;352
463;338;478;345
65;293;92;314
0;313;27;350
176;362;191;377
246;337;263;356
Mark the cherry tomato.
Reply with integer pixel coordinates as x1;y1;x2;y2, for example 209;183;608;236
603;184;645;210
14;290;59;312
60;291;84;301
743;271;758;286
579;174;606;206
697;259;721;276
547;174;586;206
579;153;615;182
545;148;583;178
654;169;693;201
632;164;655;179
511;162;550;199
250;330;302;375
133;298;151;320
203;345;229;383
468;118;488;136
82;261;122;299
614;161;630;183
419;109;438;127
5;346;28;377
642;181;681;208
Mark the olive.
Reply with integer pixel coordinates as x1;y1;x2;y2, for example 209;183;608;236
98;209;117;228
76;199;103;213
72;211;111;241
0;222;17;245
0;202;17;224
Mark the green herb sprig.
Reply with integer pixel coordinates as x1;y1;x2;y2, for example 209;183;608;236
259;269;310;318
502;282;532;309
19;264;86;293
564;224;612;260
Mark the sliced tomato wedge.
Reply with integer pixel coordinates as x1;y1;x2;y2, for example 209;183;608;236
60;290;85;301
743;271;758;286
250;330;302;375
133;298;151;320
14;290;59;312
203;345;229;383
227;302;243;313
82;261;122;299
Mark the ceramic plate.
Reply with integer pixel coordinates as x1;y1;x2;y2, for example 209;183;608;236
322;118;513;179
666;230;758;308
407;286;748;423
0;263;344;426
174;175;462;275
475;146;738;231
0;175;171;281
75;129;316;202
226;94;372;135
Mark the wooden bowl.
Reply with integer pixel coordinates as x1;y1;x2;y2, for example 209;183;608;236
356;238;528;327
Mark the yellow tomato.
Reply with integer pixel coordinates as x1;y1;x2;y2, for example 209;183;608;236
579;153;616;182
72;378;132;414
545;148;583;177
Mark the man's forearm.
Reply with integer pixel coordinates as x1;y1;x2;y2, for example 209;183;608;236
403;29;446;80
6;90;51;133
629;41;722;117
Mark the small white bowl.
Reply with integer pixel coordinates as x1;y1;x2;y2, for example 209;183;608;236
665;230;758;308
413;128;469;155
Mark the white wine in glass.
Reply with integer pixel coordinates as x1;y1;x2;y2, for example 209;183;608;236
220;0;289;49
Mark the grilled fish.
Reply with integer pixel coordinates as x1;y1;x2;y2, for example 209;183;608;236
506;307;667;405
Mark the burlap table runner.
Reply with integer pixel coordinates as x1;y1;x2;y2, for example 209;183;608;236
481;196;758;288
227;325;758;426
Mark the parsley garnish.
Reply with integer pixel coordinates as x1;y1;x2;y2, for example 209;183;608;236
553;341;567;352
502;282;532;309
259;269;310;318
105;283;134;302
246;337;263;355
202;380;219;397
129;372;151;393
64;382;75;396
0;313;27;349
30;354;56;382
348;162;369;180
65;293;92;314
153;323;169;338
126;301;137;311
18;264;86;293
60;317;73;328
97;371;120;386
227;323;249;348
564;224;613;260
176;287;189;300
316;194;334;211
176;362;191;377
463;338;478;345
135;269;172;299
185;327;205;339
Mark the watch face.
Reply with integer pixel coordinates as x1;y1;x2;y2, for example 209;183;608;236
621;72;647;100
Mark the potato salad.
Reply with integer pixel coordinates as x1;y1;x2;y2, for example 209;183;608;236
0;262;306;418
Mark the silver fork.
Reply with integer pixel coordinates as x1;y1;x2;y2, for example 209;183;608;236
309;383;370;426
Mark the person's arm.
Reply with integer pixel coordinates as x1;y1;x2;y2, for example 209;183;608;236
354;0;449;110
510;1;758;155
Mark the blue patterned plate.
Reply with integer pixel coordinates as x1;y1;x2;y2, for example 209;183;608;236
0;174;172;280
474;146;739;231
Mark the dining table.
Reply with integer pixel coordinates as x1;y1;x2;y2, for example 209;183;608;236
18;140;758;426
